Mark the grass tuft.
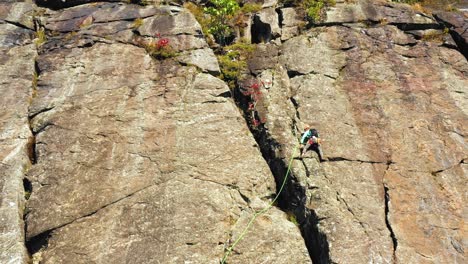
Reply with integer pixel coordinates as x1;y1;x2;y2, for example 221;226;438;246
34;27;46;47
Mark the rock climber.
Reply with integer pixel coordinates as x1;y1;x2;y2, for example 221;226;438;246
300;125;324;161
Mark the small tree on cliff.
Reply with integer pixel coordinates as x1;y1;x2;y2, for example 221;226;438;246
204;0;240;45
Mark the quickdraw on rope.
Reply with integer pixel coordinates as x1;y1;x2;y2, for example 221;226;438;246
220;143;299;264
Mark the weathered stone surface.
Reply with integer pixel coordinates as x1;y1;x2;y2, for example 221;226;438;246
434;11;468;58
23;3;311;263
262;0;277;8
280;33;346;78
0;22;34;47
25;43;310;262
138;10;207;51
280;7;302;40
177;48;220;74
44;2;158;32
242;21;467;263
1;1;467;263
252;7;280;43
324;0;439;28
0;1;35;29
248;43;279;74
0;3;36;263
39;2;206;53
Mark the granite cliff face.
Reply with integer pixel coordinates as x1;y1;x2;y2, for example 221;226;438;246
0;0;466;263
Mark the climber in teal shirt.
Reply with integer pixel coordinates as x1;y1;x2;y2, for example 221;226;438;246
301;125;324;161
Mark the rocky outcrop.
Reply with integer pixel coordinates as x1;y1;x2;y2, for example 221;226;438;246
434;11;468;58
21;2;310;263
280;7;302;41
242;3;467;264
251;8;281;43
325;0;440;29
0;2;36;263
0;1;466;263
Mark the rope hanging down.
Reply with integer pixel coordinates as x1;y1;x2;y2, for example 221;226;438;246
220;144;299;264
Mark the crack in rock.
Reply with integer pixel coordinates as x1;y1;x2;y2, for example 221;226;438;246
26;183;156;252
326;156;392;165
0;19;34;31
383;184;398;260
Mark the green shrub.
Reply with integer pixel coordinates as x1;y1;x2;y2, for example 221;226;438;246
306;0;325;22
217;40;255;87
304;0;336;23
204;0;240;45
279;0;336;23
240;3;263;13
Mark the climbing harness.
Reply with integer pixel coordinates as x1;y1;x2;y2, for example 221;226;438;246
220;143;299;264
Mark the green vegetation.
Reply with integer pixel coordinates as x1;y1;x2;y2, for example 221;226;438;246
217;40;255;88
304;0;336;23
34;27;46;47
286;211;299;226
280;0;336;23
186;1;263;46
142;38;178;60
204;0;240;45
24;190;31;200
132;18;144;28
240;3;262;13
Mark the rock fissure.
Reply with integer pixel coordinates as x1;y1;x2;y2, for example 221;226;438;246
390;22;443;31
287;70;309;78
251;13;273;44
314;22;355;28
35;0;123;10
233;88;329;263
26;58;40;165
431;159;467;176
26;182;156;251
31;122;56;136
26;230;52;256
28;106;55;121
24;55;41;258
326;156;392;164
0;19;34;31
276;8;284;30
447;29;468;60
383;185;398;261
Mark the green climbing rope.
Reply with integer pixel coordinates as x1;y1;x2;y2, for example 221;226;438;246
220;144;299;264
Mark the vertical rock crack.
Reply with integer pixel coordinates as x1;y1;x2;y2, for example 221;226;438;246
233;85;330;263
384;185;398;261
